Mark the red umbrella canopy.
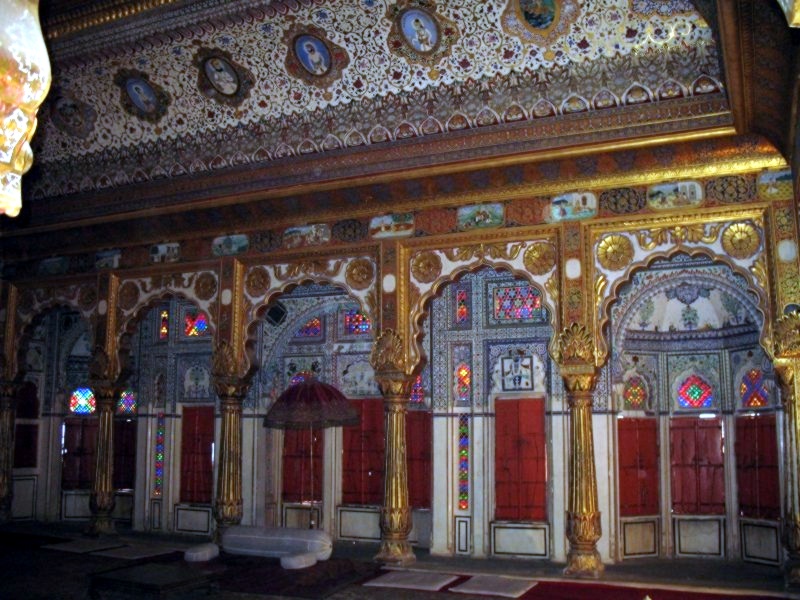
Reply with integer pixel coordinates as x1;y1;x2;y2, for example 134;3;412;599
264;379;359;430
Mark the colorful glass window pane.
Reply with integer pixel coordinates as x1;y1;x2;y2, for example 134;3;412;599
458;415;469;510
493;285;545;321
184;311;209;336
456;289;469;324
344;309;371;335
456;363;471;404
159;310;169;340
153;412;165;497
117;389;137;415
296;317;322;338
290;371;314;386
69;387;96;414
623;376;647;410
678;375;714;408
740;369;769;408
410;375;424;404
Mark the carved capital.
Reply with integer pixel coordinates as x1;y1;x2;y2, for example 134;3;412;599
556;323;595;365
776;312;800;358
370;329;406;374
211;341;250;398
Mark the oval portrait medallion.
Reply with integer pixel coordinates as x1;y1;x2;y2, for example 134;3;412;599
294;35;331;76
400;8;440;54
125;77;159;115
203;56;240;96
518;0;558;31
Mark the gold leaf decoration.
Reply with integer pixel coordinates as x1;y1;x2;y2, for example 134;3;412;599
443;243;521;263
370;329;405;372
594;274;608;309
117;281;140;311
245;266;271;297
194;272;218;301
596;234;633;271
78;285;98;310
274;259;342;279
345;258;375;291
411;251;442;283
636;224;720;250
721;221;761;260
749;255;768;293
556;322;594;364
545;274;559;305
523;242;556;275
775;311;800;357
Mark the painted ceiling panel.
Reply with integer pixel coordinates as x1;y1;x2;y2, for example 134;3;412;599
28;0;727;202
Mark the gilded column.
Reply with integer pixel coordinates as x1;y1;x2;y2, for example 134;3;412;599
371;330;415;565
87;349;117;536
211;341;250;540
556;323;604;577
775;312;800;586
0;375;17;522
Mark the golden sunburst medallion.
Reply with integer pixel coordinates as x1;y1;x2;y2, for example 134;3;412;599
411;251;442;283
596;234;634;271
118;281;140;311
194;272;218;301
721;221;760;260
345;258;375;291
245;266;270;298
523;242;556;275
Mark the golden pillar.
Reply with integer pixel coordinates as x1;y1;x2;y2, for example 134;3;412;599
211;341;250;540
775;312;800;585
371;330;416;565
87;378;117;536
0;377;17;522
556;323;604;577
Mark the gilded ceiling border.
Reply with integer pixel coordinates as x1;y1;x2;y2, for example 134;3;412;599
45;0;179;40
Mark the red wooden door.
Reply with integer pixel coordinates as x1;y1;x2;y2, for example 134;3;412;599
670;417;724;515
180;406;214;503
618;417;659;516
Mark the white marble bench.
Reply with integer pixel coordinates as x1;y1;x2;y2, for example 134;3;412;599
221;526;333;568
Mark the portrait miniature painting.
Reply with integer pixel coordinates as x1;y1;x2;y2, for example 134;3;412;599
519;0;558;30
294;35;331;76
115;69;169;123
50;93;97;138
195;49;255;107
400;8;439;53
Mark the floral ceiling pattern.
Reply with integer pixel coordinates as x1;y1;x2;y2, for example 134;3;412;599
31;0;722;199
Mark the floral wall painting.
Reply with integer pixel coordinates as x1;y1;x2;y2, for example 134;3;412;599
284;24;349;87
502;0;577;45
386;1;458;67
400;8;439;53
150;243;180;263
115;69;170;123
544;191;597;222
457;202;504;231
283;224;331;248
369;213;414;238
194;48;255;106
212;234;250;256
49;92;96;138
646;181;703;210
757;169;793;201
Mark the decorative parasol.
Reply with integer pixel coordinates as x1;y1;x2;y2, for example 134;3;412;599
264;378;359;527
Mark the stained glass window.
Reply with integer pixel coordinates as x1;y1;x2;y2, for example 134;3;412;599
153;412;165;497
410;374;424;404
344;309;371;335
184;311;209;336
290;371;314;386
456;363;471;404
69;387;96;414
296;317;322;338
678;374;714;409
456;288;469;324
740;369;769;408
458;415;469;510
159;309;169;340
117;389;137;415
623;376;647;410
493;285;545;322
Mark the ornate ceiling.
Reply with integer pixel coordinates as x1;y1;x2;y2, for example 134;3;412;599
0;0;795;249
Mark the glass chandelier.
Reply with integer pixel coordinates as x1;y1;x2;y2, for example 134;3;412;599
0;1;51;218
